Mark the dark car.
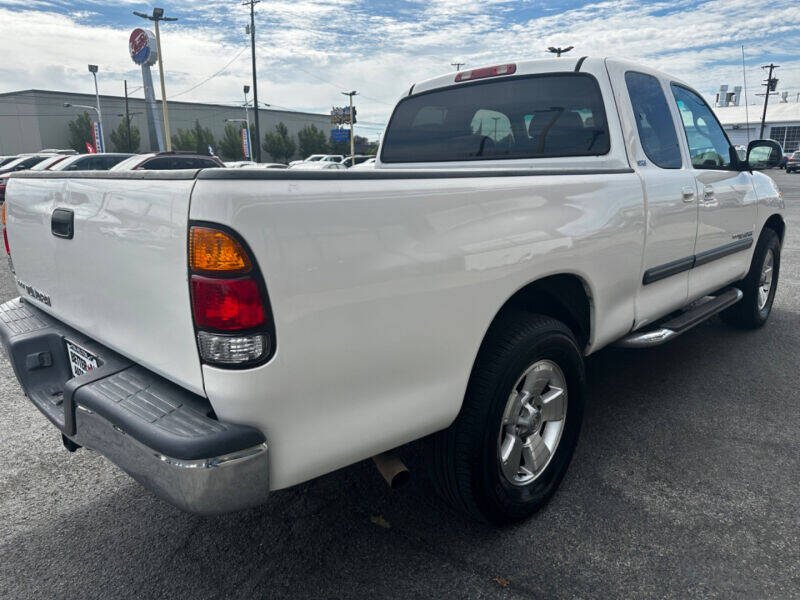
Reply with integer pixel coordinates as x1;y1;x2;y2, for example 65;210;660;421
110;151;224;171
50;153;134;171
786;151;800;173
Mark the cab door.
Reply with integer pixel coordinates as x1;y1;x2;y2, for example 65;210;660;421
607;62;700;328
669;84;757;298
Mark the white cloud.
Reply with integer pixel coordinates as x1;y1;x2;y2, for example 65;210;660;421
0;0;799;139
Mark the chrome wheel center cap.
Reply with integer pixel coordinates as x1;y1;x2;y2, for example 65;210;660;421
517;405;541;437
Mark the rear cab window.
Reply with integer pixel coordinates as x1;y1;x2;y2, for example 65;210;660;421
381;73;610;163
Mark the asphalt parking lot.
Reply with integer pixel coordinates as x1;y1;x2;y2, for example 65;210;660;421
1;171;798;600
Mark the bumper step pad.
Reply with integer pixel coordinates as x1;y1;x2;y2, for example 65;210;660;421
0;298;269;514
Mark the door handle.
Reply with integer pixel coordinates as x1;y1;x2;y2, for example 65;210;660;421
703;186;715;201
51;208;74;239
681;187;695;202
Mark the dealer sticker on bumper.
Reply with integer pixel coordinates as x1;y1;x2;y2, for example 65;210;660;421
66;341;99;378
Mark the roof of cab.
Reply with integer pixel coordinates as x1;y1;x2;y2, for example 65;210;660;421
407;57;689;98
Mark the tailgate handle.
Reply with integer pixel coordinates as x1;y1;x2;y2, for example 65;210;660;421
51;209;74;239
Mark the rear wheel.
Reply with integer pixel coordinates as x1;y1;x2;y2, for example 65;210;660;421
427;313;585;524
721;228;781;329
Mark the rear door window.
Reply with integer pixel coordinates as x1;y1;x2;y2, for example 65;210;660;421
625;72;682;168
381;73;610;163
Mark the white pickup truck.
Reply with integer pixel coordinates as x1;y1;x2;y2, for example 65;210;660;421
1;58;785;524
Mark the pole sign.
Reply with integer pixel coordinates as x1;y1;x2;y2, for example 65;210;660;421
85;142;96;154
241;128;251;158
331;128;350;142
129;28;158;67
92;122;104;153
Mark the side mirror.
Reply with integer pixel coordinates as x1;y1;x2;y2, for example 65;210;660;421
746;139;782;170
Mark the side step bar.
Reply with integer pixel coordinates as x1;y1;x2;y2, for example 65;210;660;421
615;288;743;349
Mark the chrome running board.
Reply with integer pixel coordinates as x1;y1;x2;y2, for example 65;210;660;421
615;288;743;349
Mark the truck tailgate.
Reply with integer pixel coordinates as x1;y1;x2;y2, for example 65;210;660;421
5;172;204;395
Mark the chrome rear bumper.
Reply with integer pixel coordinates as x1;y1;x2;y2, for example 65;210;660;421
0;298;269;515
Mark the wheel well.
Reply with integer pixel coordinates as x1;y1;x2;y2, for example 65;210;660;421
495;274;592;350
764;214;785;243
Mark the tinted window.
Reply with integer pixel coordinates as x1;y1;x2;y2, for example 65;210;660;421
671;84;733;169
140;156;221;170
381;73;610;163
625;72;682;169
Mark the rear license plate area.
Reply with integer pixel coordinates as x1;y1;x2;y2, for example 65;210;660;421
66;340;100;378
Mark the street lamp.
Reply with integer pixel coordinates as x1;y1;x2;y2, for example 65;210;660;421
87;64;105;151
64;102;103;151
133;7;178;151
547;46;574;58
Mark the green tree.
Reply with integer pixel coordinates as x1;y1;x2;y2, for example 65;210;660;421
262;122;296;163
297;124;328;158
328;139;350;156
192;119;216;155
171;127;197;151
109;119;141;153
218;123;245;161
171;120;216;154
67;111;94;153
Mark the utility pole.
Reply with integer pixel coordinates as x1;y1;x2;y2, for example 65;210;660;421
759;63;779;139
450;62;465;71
547;46;574;58
124;80;133;152
243;0;262;162
133;8;177;151
342;90;357;163
88;64;104;152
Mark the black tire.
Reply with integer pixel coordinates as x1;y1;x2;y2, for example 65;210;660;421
721;228;781;329
426;313;585;524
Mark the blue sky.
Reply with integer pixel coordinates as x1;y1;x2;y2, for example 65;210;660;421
1;0;799;139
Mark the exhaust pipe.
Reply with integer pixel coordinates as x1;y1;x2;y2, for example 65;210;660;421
372;451;410;489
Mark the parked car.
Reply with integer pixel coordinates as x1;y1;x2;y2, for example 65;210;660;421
50;153;134;171
0;154;58;202
110;152;224;171
778;153;790;169
225;162;288;169
256;163;289;169
0;156;20;168
39;148;79;155
350;157;377;169
287;161;346;170
29;155;70;171
288;154;345;166
1;58;785;524
785;151;800;173
224;161;258;168
342;155;374;168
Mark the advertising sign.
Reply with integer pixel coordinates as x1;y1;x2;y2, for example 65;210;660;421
85;142;96;154
331;106;356;125
129;28;158;67
92;122;104;153
241;128;251;158
331;128;350;142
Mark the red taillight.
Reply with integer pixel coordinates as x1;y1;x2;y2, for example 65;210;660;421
3;228;9;255
191;275;265;331
455;63;516;82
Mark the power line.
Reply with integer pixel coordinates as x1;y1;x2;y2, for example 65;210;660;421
171;46;249;99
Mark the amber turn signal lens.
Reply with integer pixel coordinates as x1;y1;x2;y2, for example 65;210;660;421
190;227;251;273
2;202;5;226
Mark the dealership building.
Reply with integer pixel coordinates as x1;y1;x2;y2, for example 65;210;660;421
712;85;800;153
0;89;331;159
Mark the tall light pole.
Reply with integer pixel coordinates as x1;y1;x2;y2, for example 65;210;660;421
133;8;177;151
243;0;262;163
342;90;357;163
87;64;105;152
547;46;574;58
